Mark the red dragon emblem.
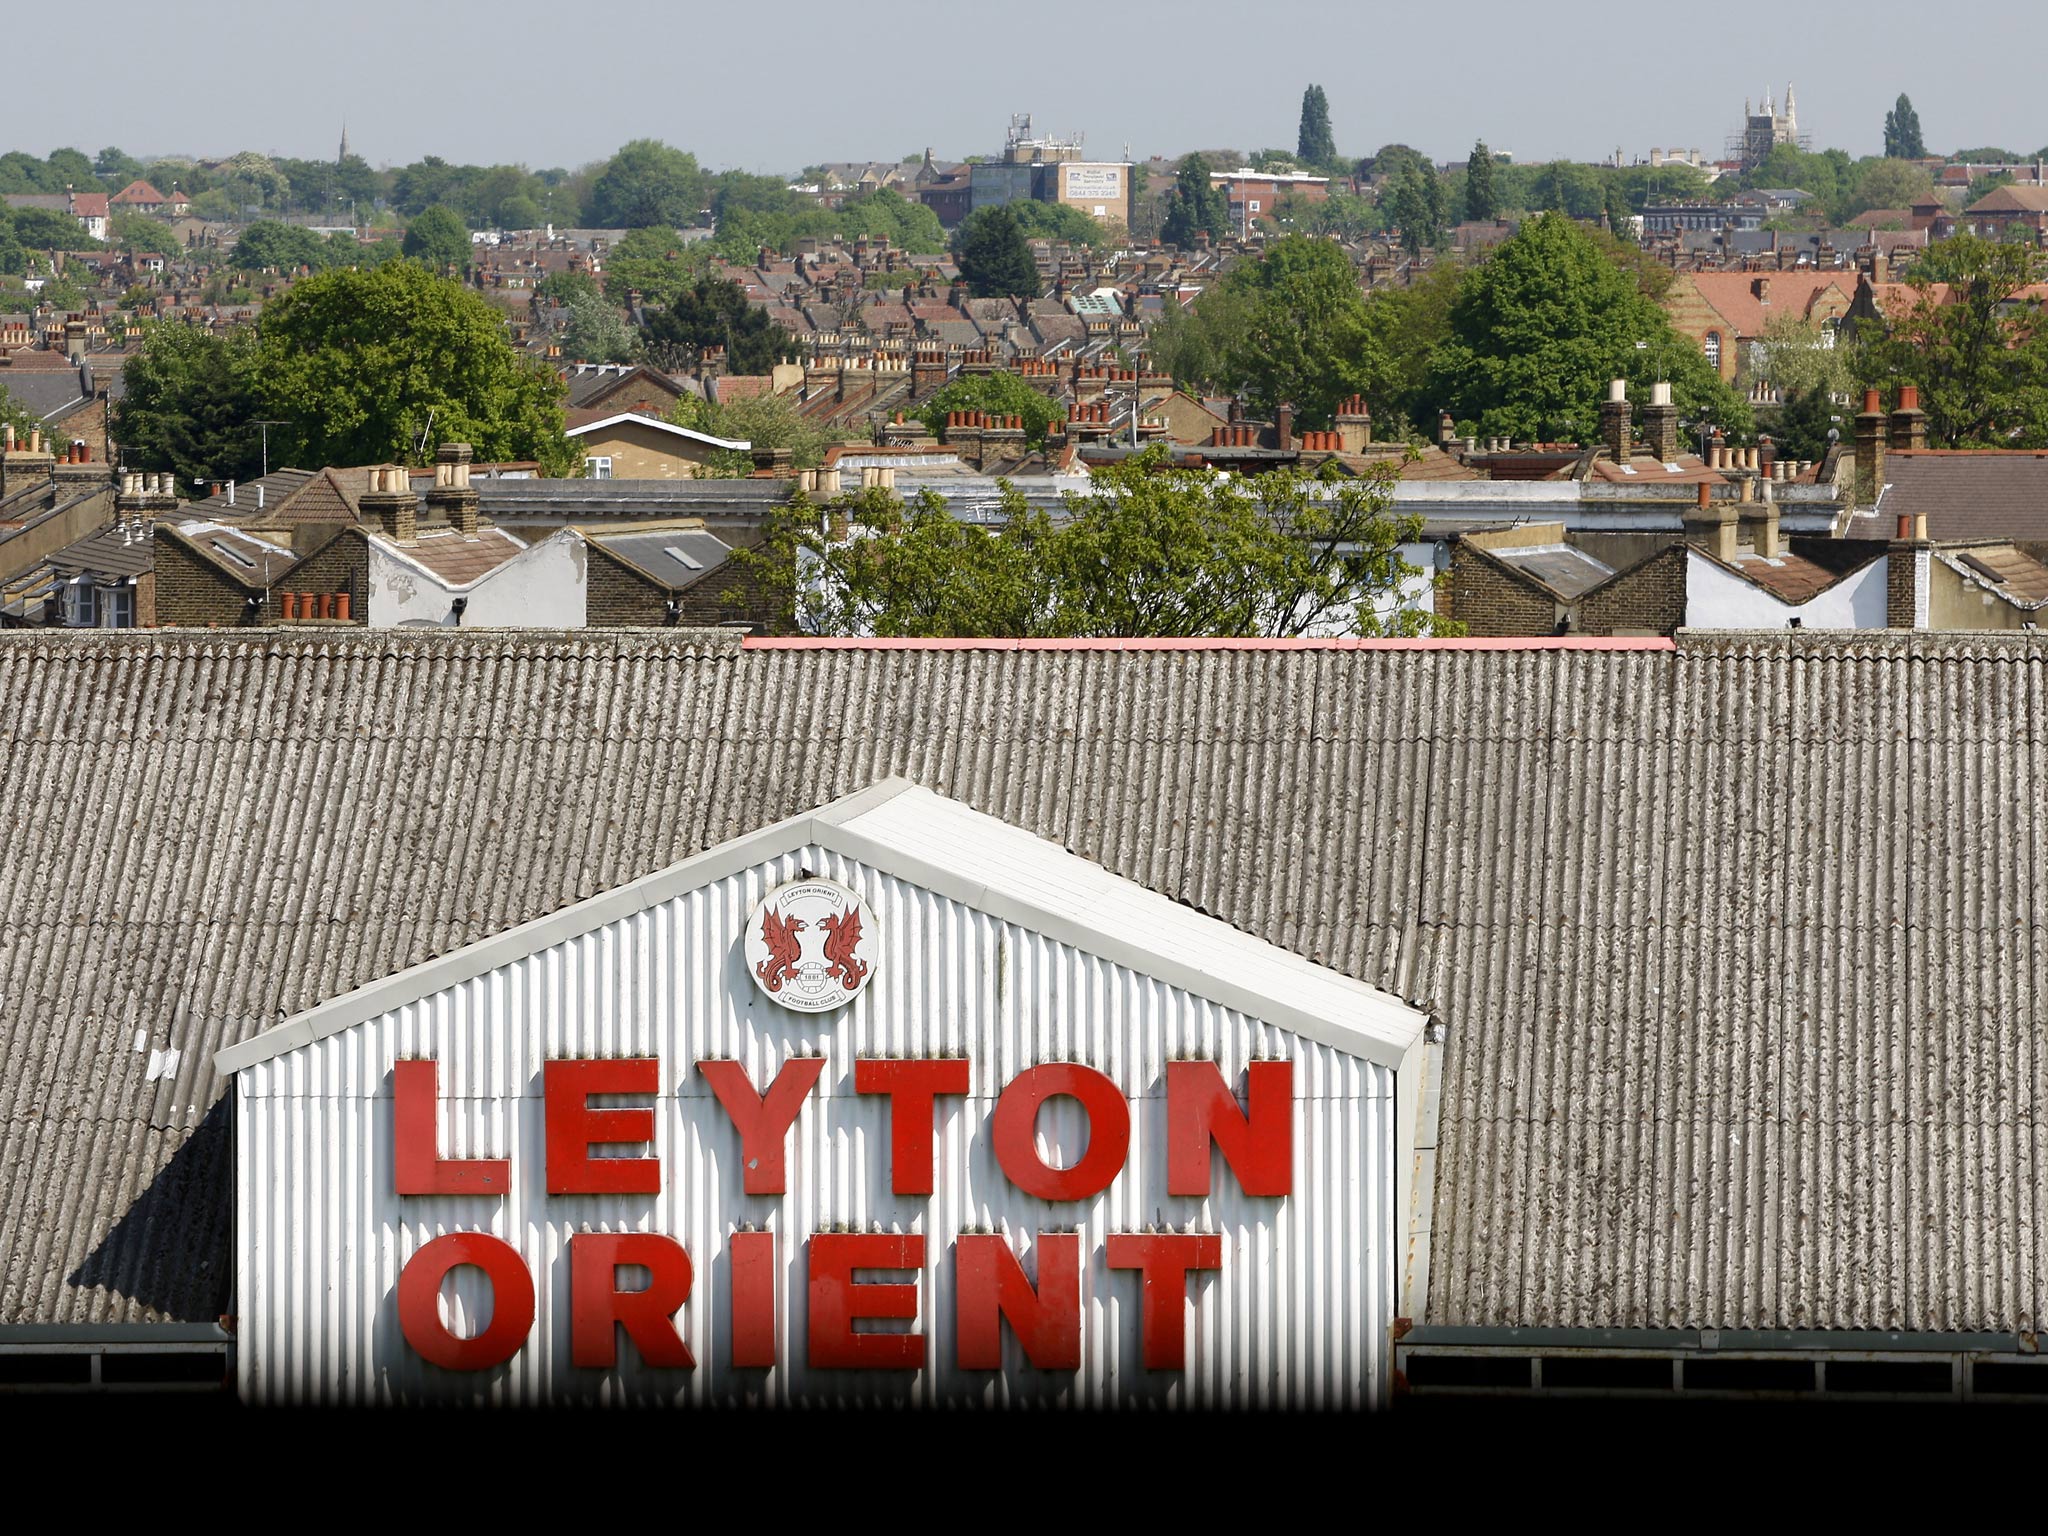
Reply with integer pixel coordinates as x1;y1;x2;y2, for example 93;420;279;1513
818;905;868;991
754;904;806;992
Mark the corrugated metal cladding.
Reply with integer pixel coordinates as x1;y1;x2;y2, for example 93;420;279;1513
237;846;1394;1406
5;628;2047;1337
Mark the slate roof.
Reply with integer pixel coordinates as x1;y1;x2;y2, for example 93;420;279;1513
578;522;733;588
5;630;2048;1337
1879;450;2048;540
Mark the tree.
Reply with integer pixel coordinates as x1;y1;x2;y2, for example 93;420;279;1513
1363;259;1465;431
1854;233;2048;447
837;187;948;254
1763;387;1846;462
952;205;1041;298
1160;153;1231;247
997;197;1111;249
1754;314;1854;401
1426;212;1750;440
0;382;42;448
697;390;830;473
250;261;576;475
739;449;1458;638
1883;94;1926;160
918;371;1065;447
1297;85;1337;171
603;226;711;309
537;269;602;307
1361;144;1427;184
111;323;265;483
1464;141;1498;223
642;275;791;374
1149;234;1387;427
1844;158;1937;220
1603;181;1634;240
1385;165;1446;255
110;211;179;257
95;146;143;187
402;204;470;275
7;206;94;251
1966;170;2016;207
231;220;330;272
559;292;641;364
587;140;707;229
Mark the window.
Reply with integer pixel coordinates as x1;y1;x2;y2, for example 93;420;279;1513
60;580;95;627
1248;199;1260;213
1704;332;1723;369
585;457;614;480
99;586;134;628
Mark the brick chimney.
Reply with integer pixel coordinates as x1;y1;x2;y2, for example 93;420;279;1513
1275;402;1295;452
1886;517;1930;628
1683;478;1738;562
1640;380;1679;462
1334;395;1372;454
1854;387;1887;506
361;464;417;543
1600;379;1632;463
427;442;480;537
1890;384;1927;450
63;319;86;364
117;470;181;515
0;422;55;498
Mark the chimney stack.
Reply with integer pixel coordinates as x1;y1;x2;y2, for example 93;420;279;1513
1854;387;1888;506
1685;478;1738;562
1640;380;1679;462
427;442;479;536
1600;378;1632;463
1275;402;1295;452
361;464;417;543
1890;384;1927;451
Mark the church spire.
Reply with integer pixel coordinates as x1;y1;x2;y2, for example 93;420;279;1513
1783;82;1796;128
338;121;350;167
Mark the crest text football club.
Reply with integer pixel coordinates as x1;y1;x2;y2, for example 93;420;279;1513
744;877;879;1013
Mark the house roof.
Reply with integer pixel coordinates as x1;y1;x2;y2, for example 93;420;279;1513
1717;546;1872;604
1877;449;2048;540
564;411;750;452
110;180;167;206
1485;541;1617;599
215;780;1424;1077
579;522;733;589
1963;183;2048;213
159;519;299;585
6;630;2048;1336
373;526;527;587
1683;270;1857;336
1945;543;2048;606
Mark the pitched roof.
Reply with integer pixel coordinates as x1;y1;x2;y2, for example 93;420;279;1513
579;521;733;589
217;780;1423;1077
6;630;2048;1337
1964;183;2048;213
110;180;167;206
564;411;750;452
1944;543;2048;606
1682;270;1857;336
1716;546;1874;603
1877;449;2048;540
374;526;527;586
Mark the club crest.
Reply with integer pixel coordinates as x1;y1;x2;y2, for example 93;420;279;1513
743;878;879;1013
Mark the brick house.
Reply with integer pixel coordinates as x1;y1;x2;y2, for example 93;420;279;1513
566;412;751;480
1662;270;1858;383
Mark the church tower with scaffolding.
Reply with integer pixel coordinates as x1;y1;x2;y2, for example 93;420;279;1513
1733;84;1808;169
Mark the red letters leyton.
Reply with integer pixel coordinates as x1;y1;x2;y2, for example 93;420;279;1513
729;1230;779;1368
991;1063;1131;1201
809;1232;925;1369
855;1058;972;1194
1106;1233;1224;1370
397;1232;535;1371
1165;1059;1293;1197
569;1232;695;1369
698;1058;827;1195
392;1059;510;1196
955;1233;1082;1370
544;1058;662;1194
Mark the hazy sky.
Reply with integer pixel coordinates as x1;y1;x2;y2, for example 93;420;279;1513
17;0;2044;173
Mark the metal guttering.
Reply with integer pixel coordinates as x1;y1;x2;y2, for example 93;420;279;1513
215;778;1424;1076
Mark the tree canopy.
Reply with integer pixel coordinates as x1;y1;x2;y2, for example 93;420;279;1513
1425;212;1750;439
1464;142;1498;223
1160;153;1231;247
1884;94;1927;160
401;204;470;274
742;449;1458;639
587;140;708;229
1297;85;1337;171
230;220;329;272
642;275;792;375
952;205;1041;298
918;372;1066;447
110;323;264;484
250;261;576;474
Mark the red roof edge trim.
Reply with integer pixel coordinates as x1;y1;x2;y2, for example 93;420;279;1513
741;636;1678;652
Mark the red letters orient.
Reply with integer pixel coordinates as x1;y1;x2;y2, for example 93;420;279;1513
392;1056;1290;1375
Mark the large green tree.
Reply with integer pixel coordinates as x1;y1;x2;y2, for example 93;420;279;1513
603;226;711;309
1160;153;1231;246
952;205;1041;298
251;261;576;474
587;140;707;229
1854;233;2048;446
1150;233;1386;427
111;323;265;483
1426;212;1749;439
1883;94;1926;160
642;275;792;374
1464;141;1498;222
1385;164;1446;254
231;220;329;272
1297;85;1337;171
559;291;641;364
401;204;470;275
741;449;1457;638
918;371;1065;446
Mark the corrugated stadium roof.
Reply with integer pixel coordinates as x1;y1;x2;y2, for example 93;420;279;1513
0;629;2044;1340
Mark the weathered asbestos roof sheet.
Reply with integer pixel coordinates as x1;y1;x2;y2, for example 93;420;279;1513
2;630;2048;1338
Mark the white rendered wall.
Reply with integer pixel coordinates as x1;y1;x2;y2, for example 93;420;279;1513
366;531;587;629
1685;551;1888;630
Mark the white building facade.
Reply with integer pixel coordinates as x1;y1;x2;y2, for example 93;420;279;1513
216;783;1428;1408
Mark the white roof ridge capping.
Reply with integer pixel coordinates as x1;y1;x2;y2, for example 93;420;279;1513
212;778;1425;1076
563;410;751;453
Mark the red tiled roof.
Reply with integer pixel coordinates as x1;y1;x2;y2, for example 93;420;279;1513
1685;271;1857;337
111;180;167;206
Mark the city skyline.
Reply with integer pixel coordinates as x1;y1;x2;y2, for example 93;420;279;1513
14;0;2047;174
